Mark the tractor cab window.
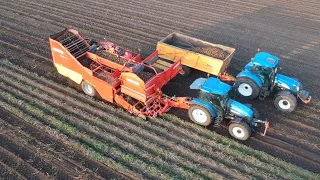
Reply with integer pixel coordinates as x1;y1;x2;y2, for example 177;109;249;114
251;64;272;79
198;91;226;109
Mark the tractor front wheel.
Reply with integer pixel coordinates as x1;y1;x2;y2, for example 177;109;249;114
228;122;251;141
81;81;97;97
188;105;212;126
274;92;297;113
234;77;260;100
179;65;192;77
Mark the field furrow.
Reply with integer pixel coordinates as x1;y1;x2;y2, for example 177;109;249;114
0;140;49;180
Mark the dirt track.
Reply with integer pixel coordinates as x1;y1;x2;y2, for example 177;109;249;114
0;0;320;175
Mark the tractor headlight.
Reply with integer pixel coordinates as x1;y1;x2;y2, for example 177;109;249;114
292;85;299;92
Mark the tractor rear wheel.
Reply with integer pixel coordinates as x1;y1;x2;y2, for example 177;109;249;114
234;77;260;100
228;122;251;141
179;65;192;77
274;91;297;113
81;81;97;97
188;105;212;126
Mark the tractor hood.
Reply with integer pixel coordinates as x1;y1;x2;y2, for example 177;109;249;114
275;74;301;93
228;99;253;120
190;77;231;95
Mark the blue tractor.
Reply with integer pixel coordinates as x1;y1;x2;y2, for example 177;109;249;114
234;52;311;113
189;77;269;141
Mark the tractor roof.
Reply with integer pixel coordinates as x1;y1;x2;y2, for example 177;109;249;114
251;52;279;68
190;77;231;95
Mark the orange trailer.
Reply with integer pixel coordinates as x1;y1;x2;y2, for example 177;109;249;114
49;29;190;118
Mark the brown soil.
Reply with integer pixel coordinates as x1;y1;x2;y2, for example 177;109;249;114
191;47;229;60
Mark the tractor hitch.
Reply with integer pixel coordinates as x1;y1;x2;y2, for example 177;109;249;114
253;119;269;136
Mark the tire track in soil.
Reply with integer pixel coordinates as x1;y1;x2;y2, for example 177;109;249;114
268;128;320;156
0;64;253;179
0;62;315;178
1;1;156;47
0;108;132;180
248;137;320;172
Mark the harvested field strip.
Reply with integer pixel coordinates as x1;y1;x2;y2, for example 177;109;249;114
0;61;316;176
2;0;319;53
0;28;50;58
0;60;317;179
1;1;155;47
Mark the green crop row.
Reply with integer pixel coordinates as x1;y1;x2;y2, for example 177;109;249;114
0;59;318;179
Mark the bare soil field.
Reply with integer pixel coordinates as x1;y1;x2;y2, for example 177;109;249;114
0;0;320;178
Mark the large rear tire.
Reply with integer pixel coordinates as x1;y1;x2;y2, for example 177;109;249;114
179;65;192;77
274;91;297;113
188;105;212;126
234;77;260;100
81;81;97;97
228;122;251;141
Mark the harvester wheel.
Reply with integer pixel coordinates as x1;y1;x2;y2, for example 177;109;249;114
188;105;212;126
274;91;297;113
179;65;191;77
81;81;97;97
234;77;260;100
228;122;251;141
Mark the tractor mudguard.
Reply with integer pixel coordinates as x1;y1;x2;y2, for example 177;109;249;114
190;99;216;118
230;117;243;124
276;90;292;96
237;71;263;87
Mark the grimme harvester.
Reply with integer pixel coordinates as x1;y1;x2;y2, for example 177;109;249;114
49;29;268;140
49;29;189;119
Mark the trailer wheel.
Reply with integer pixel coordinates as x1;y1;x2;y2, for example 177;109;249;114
274;92;297;113
179;65;191;77
234;77;260;100
188;105;212;126
81;81;96;97
228;122;251;141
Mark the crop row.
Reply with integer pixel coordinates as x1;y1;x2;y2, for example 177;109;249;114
0;59;317;179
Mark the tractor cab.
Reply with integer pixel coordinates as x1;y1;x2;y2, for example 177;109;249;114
245;52;279;91
192;78;231;120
